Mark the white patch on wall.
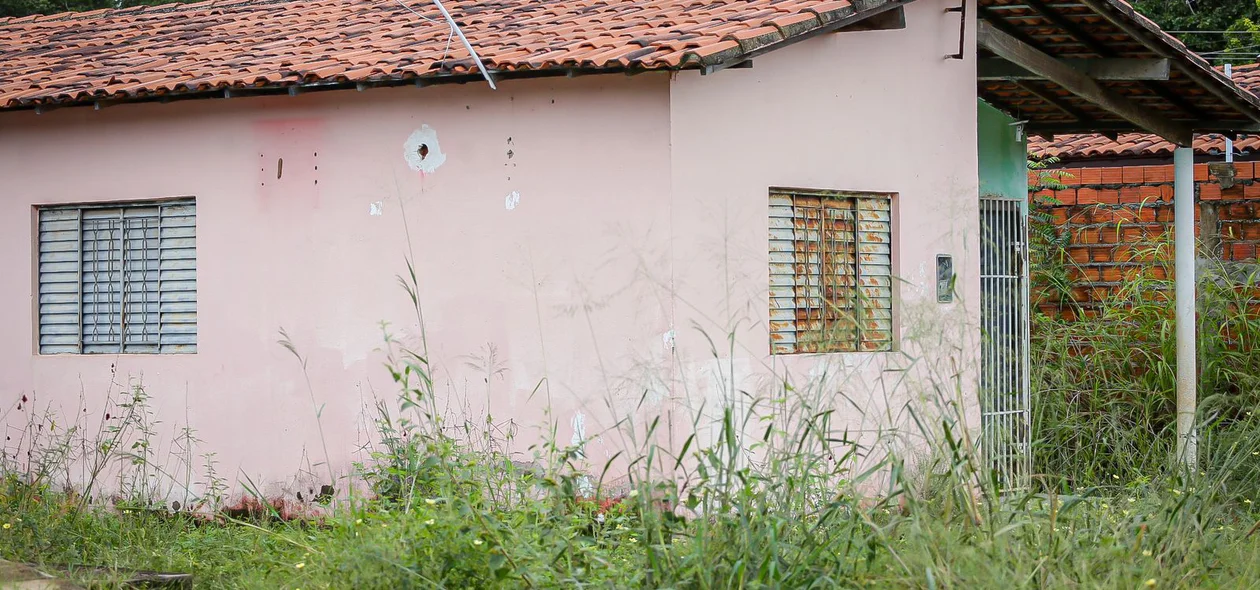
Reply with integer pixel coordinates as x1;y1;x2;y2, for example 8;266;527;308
369;201;383;216
504;191;521;210
570;412;587;459
403;125;446;173
918;261;930;296
576;475;594;497
662;329;676;351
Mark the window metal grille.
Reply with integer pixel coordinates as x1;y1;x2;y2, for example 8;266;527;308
37;199;197;354
769;190;894;354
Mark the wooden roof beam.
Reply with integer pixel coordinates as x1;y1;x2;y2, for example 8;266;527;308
979;58;1170;81
1011;80;1095;122
977;19;1192;146
1022;0;1112;57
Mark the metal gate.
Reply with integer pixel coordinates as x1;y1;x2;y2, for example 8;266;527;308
980;197;1031;492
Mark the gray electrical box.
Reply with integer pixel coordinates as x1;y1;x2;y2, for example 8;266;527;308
937;254;954;303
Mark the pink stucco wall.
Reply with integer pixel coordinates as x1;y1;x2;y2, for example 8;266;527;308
667;0;981;467
0;1;978;501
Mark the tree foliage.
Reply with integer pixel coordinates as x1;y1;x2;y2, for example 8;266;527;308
0;0;191;18
1132;0;1260;62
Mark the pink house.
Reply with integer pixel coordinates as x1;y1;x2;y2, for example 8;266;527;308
2;0;1258;500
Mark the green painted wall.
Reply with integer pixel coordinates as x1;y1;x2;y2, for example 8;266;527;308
977;100;1027;201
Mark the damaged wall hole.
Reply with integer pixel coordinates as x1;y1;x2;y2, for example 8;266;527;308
276;157;283;179
404;125;446;173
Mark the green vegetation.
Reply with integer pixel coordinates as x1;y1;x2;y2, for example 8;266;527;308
0;0;173;19
1133;0;1260;61
4;361;1260;588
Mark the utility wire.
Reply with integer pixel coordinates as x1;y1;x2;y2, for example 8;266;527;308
393;0;496;90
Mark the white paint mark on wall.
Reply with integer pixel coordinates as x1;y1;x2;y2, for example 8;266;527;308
662;329;676;351
403;125;446;173
570;412;586;459
914;261;929;297
369;201;383;216
504;191;521;210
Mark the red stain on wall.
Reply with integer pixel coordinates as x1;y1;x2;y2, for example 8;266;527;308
252;118;326;211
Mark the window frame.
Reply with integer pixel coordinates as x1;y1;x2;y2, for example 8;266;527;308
33;197;198;355
768;187;896;355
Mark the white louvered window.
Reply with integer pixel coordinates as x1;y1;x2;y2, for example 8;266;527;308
37;199;197;354
769;190;894;354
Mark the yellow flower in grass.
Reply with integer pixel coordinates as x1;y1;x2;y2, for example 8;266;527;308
295;563;305;569
473;539;484;546
1145;579;1156;588
2;523;9;530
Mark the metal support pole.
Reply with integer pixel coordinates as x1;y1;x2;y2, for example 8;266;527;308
1173;146;1198;469
1226;64;1235;163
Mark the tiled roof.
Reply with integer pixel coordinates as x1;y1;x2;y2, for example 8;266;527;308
0;0;902;110
1030;63;1260;160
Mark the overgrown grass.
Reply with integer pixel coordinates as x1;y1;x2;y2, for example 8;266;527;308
5;434;1260;588
4;240;1260;587
1031;252;1260;487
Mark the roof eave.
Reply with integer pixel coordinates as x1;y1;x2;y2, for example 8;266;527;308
4;0;918;114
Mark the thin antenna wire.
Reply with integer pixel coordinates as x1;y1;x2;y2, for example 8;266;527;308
394;0;496;90
431;0;496;90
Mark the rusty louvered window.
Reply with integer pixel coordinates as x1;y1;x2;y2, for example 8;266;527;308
769;190;894;354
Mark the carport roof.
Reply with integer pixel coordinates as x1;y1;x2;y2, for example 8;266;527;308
977;0;1260;146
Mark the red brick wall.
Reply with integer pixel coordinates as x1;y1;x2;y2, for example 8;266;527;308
1031;161;1260;317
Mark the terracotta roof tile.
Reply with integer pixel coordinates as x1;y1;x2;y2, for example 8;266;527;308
1031;62;1260;159
0;0;901;109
